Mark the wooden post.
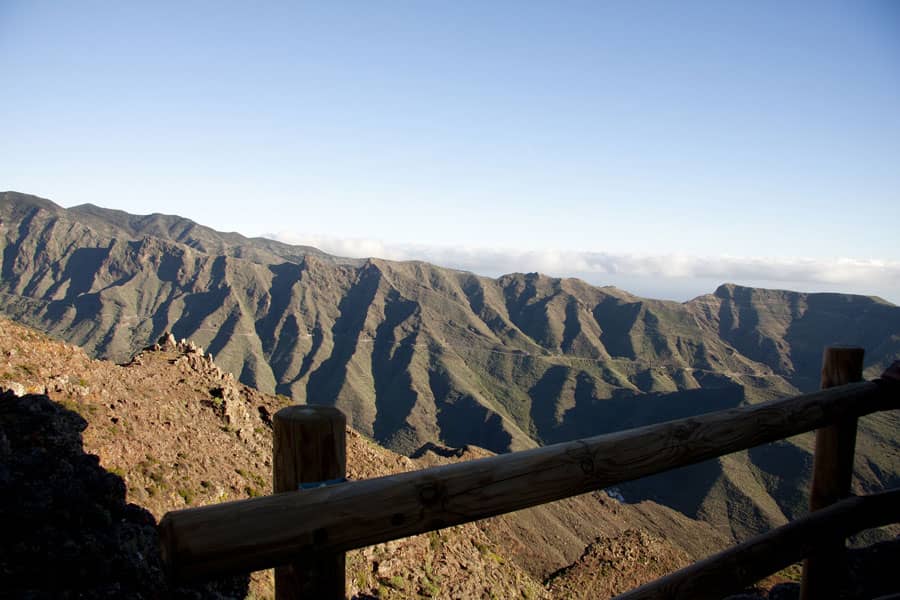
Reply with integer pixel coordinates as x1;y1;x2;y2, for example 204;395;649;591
800;346;864;600
273;405;347;600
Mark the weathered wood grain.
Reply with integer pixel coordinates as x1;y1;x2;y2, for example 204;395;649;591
614;488;900;600
272;405;346;599
812;347;865;509
801;347;865;599
159;380;897;581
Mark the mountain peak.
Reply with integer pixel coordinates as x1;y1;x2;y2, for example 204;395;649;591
713;282;747;297
1;191;63;214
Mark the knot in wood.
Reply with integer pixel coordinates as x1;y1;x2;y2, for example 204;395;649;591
579;456;594;475
673;422;695;441
567;441;595;475
419;482;445;506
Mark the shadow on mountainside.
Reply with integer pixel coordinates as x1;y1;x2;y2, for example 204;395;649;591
0;391;248;599
306;263;382;411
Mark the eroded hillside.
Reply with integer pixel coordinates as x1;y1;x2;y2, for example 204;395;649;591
0;316;732;598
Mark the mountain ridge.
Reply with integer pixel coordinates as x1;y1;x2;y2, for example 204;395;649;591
2;190;898;546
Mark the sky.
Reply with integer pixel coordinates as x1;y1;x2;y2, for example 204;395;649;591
2;1;899;302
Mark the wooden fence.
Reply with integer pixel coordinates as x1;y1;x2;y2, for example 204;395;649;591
160;348;900;599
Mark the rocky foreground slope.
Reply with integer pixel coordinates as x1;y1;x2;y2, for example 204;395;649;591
1;316;736;599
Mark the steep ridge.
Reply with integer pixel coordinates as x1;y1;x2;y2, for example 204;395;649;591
0;316;728;598
689;283;900;390
2;191;899;546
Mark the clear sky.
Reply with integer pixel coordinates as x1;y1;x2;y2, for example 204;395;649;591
2;2;899;301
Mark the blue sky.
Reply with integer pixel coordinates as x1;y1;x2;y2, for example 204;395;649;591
2;2;899;301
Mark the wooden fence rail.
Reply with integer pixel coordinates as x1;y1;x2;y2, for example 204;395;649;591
160;349;900;598
616;488;900;600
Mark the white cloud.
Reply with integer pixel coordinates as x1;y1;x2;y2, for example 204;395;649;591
266;231;900;299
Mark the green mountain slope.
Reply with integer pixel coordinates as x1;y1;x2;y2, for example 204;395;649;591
2;190;898;544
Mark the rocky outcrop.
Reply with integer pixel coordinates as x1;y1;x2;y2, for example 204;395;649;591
0;391;247;598
546;530;690;598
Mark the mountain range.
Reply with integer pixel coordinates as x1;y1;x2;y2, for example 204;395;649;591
2;190;898;543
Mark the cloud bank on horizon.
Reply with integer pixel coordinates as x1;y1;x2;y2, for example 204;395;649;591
266;231;900;303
